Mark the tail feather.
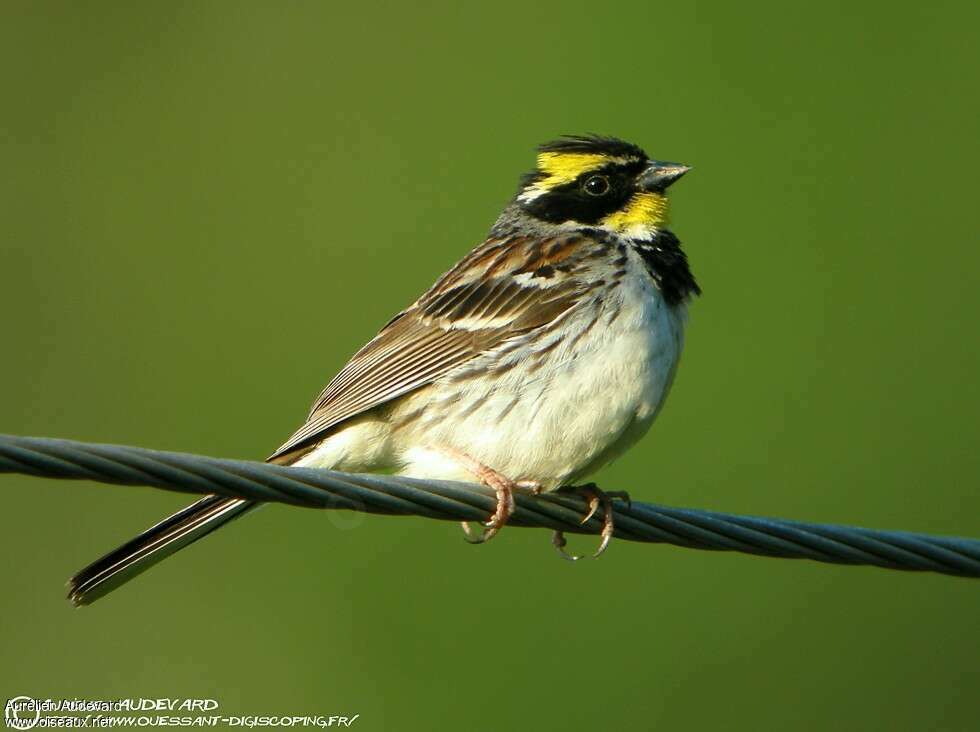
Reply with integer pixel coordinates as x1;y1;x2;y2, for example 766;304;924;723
68;495;257;606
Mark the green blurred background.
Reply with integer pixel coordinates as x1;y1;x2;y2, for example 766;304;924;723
2;1;978;729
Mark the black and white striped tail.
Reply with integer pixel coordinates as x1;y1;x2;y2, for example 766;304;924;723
68;495;257;606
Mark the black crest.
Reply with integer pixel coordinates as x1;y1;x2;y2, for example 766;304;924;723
537;135;647;161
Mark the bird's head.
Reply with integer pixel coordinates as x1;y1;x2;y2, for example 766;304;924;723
515;135;690;240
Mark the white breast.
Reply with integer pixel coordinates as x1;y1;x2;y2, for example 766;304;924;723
381;254;686;489
296;249;687;489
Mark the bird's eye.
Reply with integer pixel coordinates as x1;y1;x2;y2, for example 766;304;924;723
583;175;610;196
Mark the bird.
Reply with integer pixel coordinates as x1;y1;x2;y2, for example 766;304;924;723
67;135;700;605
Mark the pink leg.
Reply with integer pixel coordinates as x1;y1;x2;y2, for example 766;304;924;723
437;447;539;544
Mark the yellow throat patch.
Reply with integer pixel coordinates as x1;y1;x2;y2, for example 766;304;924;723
601;192;670;232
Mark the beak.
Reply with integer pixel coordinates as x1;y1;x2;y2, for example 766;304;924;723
638;161;691;192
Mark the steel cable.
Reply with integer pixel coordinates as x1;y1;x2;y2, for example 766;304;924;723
1;434;978;578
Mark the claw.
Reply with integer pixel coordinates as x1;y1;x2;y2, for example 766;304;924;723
593;515;614;559
604;490;632;510
579;493;601;525
461;520;494;544
552;530;582;561
550;484;628;560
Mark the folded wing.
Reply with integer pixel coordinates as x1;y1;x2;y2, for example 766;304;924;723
268;233;597;462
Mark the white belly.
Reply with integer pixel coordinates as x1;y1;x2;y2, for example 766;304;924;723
298;267;685;490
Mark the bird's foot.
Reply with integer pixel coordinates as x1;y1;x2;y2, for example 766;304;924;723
438;447;537;544
552;483;631;561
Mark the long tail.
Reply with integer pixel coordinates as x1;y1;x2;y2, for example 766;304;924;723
68;495;257;606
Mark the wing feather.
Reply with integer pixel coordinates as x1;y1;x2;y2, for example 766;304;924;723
268;233;598;461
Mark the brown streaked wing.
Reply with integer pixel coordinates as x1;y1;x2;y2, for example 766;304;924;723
267;233;596;462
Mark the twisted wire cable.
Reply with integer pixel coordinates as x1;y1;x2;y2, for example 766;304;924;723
1;433;978;578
